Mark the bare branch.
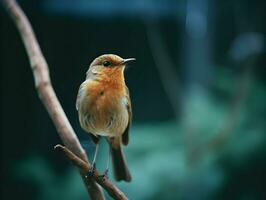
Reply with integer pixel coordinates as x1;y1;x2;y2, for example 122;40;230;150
1;0;106;199
55;145;129;200
2;0;84;158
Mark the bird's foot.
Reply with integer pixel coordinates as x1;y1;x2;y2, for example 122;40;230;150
99;169;109;180
85;163;96;178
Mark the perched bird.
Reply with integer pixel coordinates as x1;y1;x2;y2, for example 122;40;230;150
76;54;135;182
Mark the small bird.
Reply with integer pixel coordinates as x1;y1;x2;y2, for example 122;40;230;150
76;54;135;182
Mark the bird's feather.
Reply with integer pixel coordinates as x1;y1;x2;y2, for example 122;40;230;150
122;86;131;146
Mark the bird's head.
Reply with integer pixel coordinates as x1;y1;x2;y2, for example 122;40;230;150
86;54;135;79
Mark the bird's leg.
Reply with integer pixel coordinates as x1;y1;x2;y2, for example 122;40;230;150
99;146;111;180
104;146;111;178
92;143;99;167
86;143;99;177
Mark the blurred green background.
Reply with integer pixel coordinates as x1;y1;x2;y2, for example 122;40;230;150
1;0;266;199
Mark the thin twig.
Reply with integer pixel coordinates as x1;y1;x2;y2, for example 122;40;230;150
55;145;129;200
1;0;124;199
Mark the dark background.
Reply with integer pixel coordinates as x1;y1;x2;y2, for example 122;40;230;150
1;0;266;199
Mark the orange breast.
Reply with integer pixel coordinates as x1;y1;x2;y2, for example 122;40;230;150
81;69;128;136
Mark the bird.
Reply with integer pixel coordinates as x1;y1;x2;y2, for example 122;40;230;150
76;54;135;182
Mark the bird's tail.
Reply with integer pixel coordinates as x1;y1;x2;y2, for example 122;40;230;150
111;146;131;182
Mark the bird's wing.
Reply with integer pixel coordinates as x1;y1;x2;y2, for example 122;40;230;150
122;86;132;146
76;86;82;111
76;81;87;111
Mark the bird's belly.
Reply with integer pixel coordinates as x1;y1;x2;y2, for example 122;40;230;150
80;92;128;137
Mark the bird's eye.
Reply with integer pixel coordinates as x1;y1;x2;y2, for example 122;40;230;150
103;61;111;67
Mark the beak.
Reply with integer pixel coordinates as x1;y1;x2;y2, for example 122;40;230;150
121;58;136;65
